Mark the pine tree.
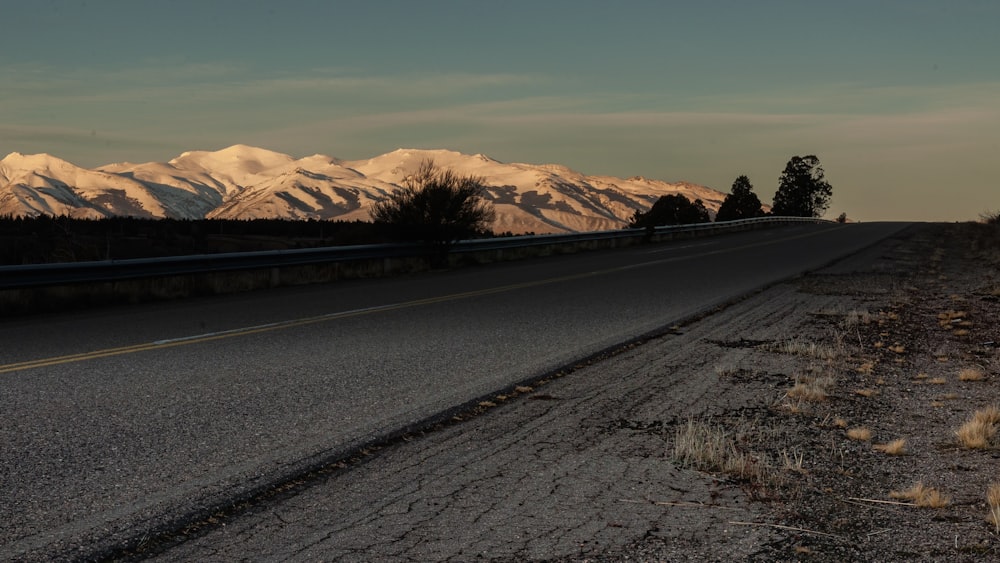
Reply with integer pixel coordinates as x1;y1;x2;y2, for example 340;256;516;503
715;175;764;222
771;155;833;218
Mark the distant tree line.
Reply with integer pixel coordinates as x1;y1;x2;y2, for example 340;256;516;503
628;154;834;228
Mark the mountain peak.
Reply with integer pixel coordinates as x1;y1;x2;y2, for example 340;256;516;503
1;151;82;175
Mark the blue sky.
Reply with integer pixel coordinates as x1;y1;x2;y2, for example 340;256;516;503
2;0;997;221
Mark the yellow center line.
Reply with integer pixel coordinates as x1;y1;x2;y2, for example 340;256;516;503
1;225;840;375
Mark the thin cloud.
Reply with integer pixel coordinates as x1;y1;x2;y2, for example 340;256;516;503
0;63;546;107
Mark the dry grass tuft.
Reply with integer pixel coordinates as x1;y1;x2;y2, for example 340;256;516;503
672;420;771;484
769;339;838;360
888;344;906;354
955;407;999;449
847;427;873;441
854;388;878;398
833;417;848;428
781;448;806;473
856;362;875;375
786;375;835;403
890;482;951;508
844;310;872;327
958;367;986;381
928;377;948;385
873;438;907;455
974;404;1000;425
913;372;929;381
988;483;1000;534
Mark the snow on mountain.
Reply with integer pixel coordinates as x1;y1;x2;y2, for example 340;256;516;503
0;152;170;218
0;145;729;234
165;144;296;198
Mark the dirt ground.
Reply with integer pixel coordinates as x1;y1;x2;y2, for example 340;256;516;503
134;222;1000;562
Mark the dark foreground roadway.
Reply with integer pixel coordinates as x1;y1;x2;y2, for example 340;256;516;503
0;222;910;560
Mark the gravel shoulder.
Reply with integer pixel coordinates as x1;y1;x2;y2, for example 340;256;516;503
142;222;1000;562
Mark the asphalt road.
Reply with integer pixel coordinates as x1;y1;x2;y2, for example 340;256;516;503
0;222;911;560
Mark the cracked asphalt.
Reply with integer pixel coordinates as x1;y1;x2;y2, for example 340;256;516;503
148;280;846;561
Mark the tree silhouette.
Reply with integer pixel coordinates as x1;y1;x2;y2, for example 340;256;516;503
629;194;710;228
771;155;833;218
715;175;764;222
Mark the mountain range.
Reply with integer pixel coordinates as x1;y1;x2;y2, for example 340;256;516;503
0;145;727;234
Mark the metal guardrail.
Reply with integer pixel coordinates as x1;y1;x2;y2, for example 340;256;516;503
0;216;830;289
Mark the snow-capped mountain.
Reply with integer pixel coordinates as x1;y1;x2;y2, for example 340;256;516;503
0;145;727;234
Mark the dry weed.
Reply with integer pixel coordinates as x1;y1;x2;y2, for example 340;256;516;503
832;417;848;428
854;388;878;398
928;377;948;385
